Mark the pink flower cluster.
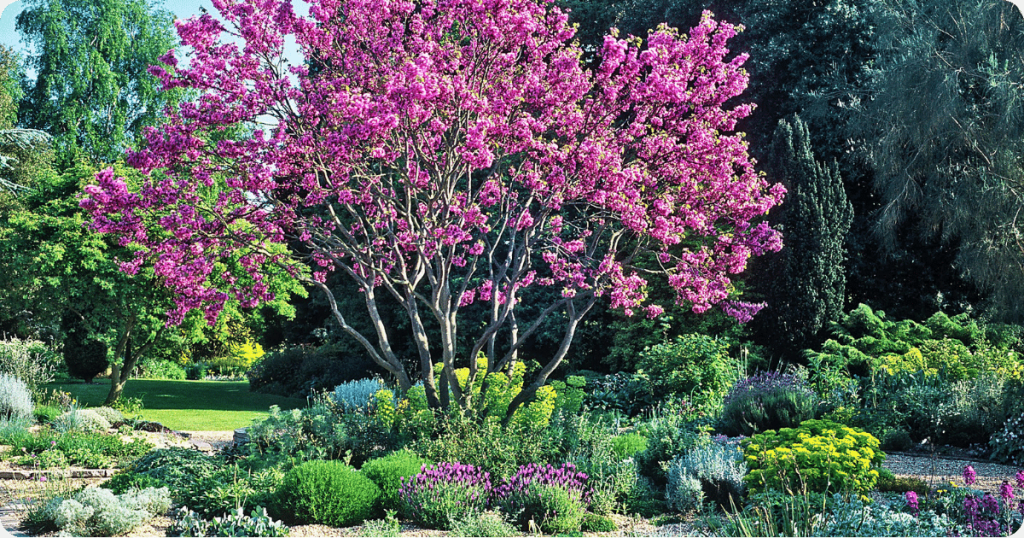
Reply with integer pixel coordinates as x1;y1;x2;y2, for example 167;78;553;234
79;0;784;327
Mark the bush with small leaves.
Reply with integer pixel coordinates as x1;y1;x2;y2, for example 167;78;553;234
494;463;591;533
91;406;125;425
398;462;492;530
449;512;521;537
361;450;431;513
333;378;385;414
168;506;290;537
612;433;648;460
0;374;32;421
667;466;705;513
742;419;884;494
581;512;618;532
129;448;225;502
278;460;380;527
54;408;111;433
0;338;57;394
50;486;170;536
719;372;821;437
667;443;747;510
33;405;60;425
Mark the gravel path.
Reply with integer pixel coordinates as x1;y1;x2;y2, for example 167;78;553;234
884;453;1021;494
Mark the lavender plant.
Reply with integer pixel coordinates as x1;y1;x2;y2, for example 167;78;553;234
719;371;821;436
494;463;593;532
397;462;492;530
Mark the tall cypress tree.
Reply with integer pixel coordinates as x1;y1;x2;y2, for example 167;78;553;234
754;115;853;355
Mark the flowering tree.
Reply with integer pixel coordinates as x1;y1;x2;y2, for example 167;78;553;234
80;0;784;415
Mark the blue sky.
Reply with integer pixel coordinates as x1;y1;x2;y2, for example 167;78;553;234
2;0;305;73
1;0;216;53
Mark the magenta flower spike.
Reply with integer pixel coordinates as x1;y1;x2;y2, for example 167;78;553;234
964;465;977;486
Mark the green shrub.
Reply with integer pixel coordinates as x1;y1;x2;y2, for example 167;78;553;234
360;450;430;513
136;358;187;380
449;512;520;537
666;471;704;513
130;448;225;501
498;482;586;534
91;406;125;424
881;429;914;452
62;317;109;384
623;476;665;518
412;413;558;481
101;472;168;494
875;473;929;495
0;338;56;394
719;372;821;436
611;433;648;460
636;334;739;410
580;512;617;532
190;466;283;517
54;408;110;433
634;414;706;486
33;405;61;425
742;419;884;494
277;460;380;527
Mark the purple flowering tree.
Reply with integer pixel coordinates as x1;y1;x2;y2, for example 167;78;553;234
80;0;784;415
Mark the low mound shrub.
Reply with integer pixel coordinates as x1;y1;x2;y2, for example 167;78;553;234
54;408;111;433
742;419;884;495
612;433;648;460
361;450;431;512
581;512;618;532
278;460;380;527
43;486;171;537
667;443;746;511
719;372;821;436
101;472;169;494
494;463;592;532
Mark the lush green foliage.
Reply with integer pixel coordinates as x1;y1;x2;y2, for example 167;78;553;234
636;334;738;410
6;428;152;468
742;420;884;494
581;512;617;532
248;345;371;399
611;432;648;460
129;448;225;502
101;471;168;495
398;462;492;530
720;372;822;436
278;460;380;527
360;450;430;513
502;482;587;533
0;338;56;394
448;512;521;537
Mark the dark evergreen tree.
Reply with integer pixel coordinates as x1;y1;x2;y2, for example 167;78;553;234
61;311;109;384
753;116;852;355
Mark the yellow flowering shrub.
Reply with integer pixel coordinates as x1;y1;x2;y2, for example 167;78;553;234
444;354;562;428
742;419;885;495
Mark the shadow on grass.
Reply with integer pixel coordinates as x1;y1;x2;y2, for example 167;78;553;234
46;380;305;414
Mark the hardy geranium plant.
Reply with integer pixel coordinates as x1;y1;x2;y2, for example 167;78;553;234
80;0;784;416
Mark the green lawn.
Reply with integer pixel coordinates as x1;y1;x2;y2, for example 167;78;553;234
46;379;306;431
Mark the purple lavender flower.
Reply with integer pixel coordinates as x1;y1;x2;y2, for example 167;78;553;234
963;465;977;486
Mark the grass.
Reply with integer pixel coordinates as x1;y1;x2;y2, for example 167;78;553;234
45;379;305;431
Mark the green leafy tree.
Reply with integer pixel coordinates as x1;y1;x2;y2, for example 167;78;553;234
0;45;52;198
15;0;180;163
852;0;1024;321
0;162;304;403
753;116;853;354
